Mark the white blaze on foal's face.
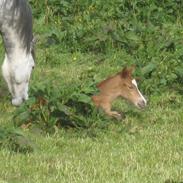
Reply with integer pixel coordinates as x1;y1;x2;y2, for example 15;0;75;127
132;79;147;108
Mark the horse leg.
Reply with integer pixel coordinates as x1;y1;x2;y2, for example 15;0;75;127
93;95;122;120
102;102;122;120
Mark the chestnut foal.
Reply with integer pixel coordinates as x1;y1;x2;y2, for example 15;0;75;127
92;66;147;119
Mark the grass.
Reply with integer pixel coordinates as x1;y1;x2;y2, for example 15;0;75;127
0;50;183;183
0;101;183;183
0;1;183;181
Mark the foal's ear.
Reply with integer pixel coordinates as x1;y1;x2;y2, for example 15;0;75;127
121;67;129;78
121;65;135;78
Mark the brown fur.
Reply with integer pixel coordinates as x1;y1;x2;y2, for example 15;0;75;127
92;66;145;119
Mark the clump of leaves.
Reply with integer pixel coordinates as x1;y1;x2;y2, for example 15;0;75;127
30;0;183;93
13;79;102;132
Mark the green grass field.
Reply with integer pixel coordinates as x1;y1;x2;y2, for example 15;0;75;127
0;1;183;183
0;51;182;183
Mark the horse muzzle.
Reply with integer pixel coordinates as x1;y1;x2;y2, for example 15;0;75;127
137;99;147;109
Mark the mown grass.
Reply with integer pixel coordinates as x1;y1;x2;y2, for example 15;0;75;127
0;98;183;183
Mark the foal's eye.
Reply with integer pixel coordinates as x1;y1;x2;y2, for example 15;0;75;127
128;86;133;89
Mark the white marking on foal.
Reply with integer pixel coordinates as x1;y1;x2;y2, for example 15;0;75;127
132;79;147;104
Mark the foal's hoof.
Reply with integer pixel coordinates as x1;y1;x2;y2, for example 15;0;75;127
110;111;123;120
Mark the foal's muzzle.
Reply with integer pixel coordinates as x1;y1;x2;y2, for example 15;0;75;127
137;100;146;109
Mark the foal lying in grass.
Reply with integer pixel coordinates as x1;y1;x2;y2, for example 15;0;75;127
92;66;147;119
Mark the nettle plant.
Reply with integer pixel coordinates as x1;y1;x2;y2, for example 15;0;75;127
14;75;102;132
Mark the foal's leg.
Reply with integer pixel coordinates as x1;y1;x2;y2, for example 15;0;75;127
101;101;122;120
93;95;122;120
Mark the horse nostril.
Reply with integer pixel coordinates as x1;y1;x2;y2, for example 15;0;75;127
138;100;146;108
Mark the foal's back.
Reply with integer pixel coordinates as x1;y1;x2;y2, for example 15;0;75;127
97;73;122;94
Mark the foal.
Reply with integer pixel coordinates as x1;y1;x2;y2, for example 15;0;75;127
0;0;35;106
92;66;147;119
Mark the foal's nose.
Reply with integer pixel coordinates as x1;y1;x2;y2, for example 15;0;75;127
137;99;146;108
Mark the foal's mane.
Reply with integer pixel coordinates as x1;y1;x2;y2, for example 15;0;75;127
97;67;134;88
97;73;119;88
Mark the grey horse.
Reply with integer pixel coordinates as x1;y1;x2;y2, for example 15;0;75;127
0;0;35;106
